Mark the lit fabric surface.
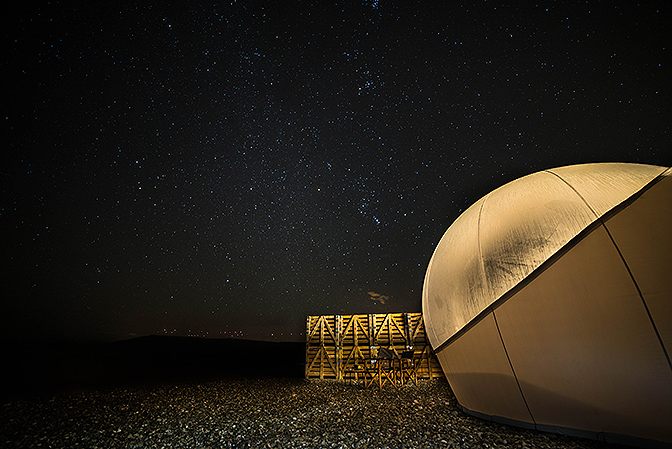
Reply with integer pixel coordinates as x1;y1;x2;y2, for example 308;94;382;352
422;163;667;349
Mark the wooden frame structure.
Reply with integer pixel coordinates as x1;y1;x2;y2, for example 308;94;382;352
305;312;443;381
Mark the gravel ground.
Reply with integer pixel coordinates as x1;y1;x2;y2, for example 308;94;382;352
0;377;626;449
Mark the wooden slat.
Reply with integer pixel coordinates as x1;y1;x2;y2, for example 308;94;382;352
305;312;443;381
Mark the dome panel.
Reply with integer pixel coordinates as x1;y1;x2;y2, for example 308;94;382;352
479;171;595;301
548;163;667;217
422;197;488;349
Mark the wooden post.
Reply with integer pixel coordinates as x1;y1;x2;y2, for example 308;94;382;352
319;317;324;379
404;313;412;349
336;315;342;380
354;315;358;348
305;316;311;378
369;314;377;358
387;314;392;346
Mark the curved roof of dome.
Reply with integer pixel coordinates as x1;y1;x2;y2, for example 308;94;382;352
422;162;670;349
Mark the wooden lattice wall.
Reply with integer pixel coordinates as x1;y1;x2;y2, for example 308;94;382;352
305;312;444;380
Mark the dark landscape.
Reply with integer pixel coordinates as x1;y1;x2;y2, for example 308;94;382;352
1;336;634;449
2;336;305;403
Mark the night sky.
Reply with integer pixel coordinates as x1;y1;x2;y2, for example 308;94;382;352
3;1;670;343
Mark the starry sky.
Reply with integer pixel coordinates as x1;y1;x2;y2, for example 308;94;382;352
3;1;670;343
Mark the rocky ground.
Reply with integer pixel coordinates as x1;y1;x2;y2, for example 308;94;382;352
0;377;628;449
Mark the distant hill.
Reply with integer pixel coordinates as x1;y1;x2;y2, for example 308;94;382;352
2;336;305;403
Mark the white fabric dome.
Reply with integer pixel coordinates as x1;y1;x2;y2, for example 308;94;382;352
422;163;668;349
422;162;672;445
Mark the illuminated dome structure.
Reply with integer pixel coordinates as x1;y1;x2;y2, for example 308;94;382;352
422;163;672;447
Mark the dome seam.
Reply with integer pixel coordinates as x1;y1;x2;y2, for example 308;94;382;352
476;193;492;305
544;169;600;219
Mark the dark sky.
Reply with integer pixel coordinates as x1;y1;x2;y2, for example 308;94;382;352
3;1;670;343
